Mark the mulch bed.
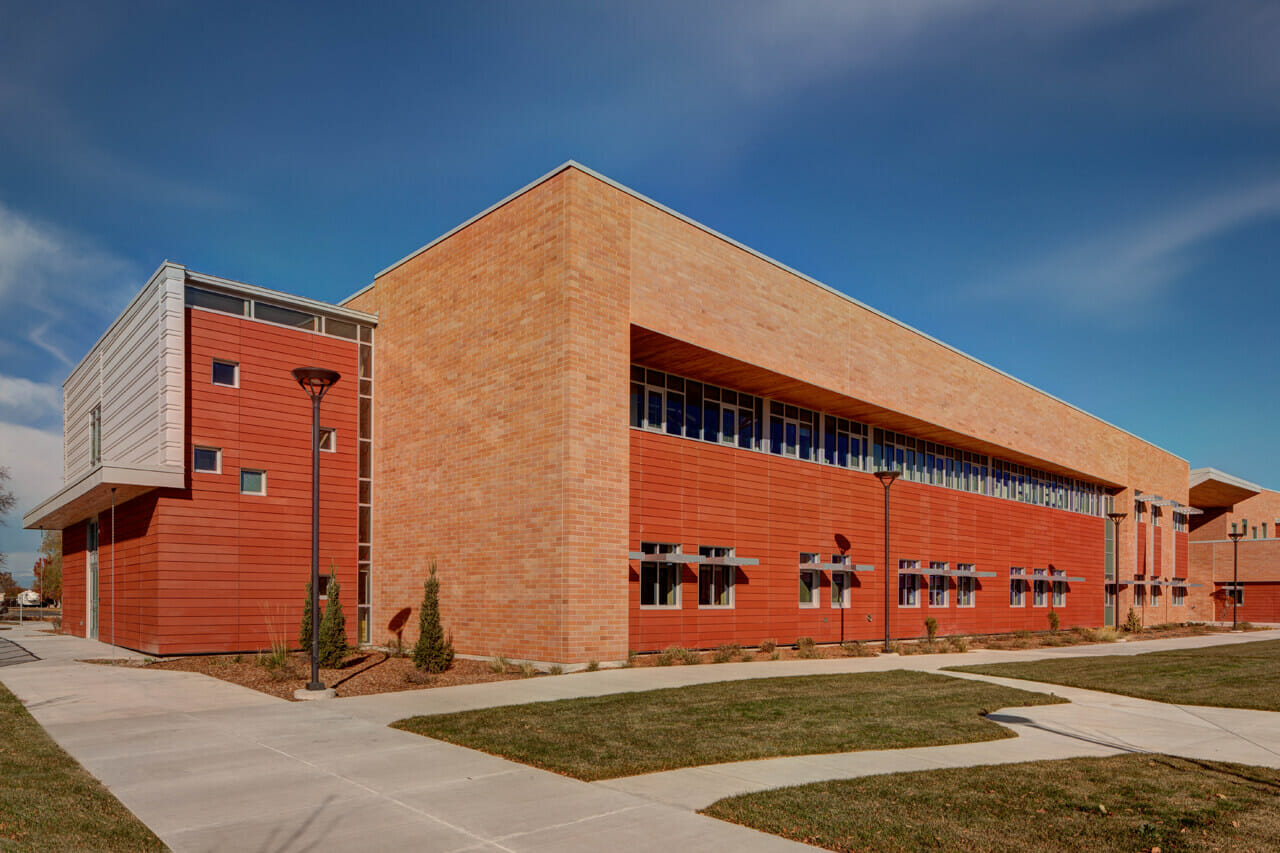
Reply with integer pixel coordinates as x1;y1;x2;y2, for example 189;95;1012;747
85;651;531;701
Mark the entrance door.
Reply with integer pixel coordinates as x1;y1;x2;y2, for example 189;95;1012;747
87;518;99;640
1104;583;1116;627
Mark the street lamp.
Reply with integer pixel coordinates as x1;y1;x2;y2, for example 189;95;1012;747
292;367;341;695
1106;511;1126;628
1228;528;1244;630
874;470;901;653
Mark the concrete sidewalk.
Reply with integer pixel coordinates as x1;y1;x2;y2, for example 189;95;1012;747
1;625;1276;851
0;623;811;853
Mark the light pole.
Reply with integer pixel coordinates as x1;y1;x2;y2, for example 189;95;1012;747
1106;511;1126;628
1228;528;1244;630
874;470;901;653
292;367;341;694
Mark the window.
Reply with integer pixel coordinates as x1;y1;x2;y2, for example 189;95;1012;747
1150;583;1161;607
830;554;851;608
1051;570;1066;607
1225;585;1243;605
317;574;332;599
1134;580;1145;607
319;427;336;452
956;565;975;607
640;542;681;608
1172;583;1185;606
898;561;919;607
254;301;315;329
89;404;102;466
186;285;247;315
769;402;816;461
698;546;735;608
193;447;221;473
240;469;266;495
799;553;820;607
212;360;239;387
1032;569;1048;607
1010;568;1025;607
928;562;948;606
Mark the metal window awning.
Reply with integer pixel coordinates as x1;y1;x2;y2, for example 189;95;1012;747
900;566;997;578
804;561;875;572
1134;493;1160;503
628;552;759;566
1131;578;1201;588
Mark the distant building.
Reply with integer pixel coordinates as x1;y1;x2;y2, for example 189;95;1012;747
23;163;1274;661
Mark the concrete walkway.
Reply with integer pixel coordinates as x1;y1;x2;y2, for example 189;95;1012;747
1;625;1276;851
0;624;811;852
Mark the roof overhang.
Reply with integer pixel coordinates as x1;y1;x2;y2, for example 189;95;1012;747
1188;468;1261;509
23;464;185;530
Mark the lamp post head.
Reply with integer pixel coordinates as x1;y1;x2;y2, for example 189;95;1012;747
874;470;901;487
292;367;341;401
1106;512;1127;525
1228;530;1245;542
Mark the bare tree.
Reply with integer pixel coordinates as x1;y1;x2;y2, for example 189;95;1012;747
0;466;16;570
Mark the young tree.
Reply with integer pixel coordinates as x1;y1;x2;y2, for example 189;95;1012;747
299;580;314;651
0;466;16;570
0;570;18;601
413;563;454;673
33;530;62;603
318;574;348;667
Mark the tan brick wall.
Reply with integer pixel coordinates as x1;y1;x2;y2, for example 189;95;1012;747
348;164;1195;660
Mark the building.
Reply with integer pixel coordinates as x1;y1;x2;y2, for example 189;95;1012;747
24;163;1272;663
1187;469;1280;624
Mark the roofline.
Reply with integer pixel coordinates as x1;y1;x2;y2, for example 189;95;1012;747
1189;467;1265;493
348;160;1187;464
187;268;377;324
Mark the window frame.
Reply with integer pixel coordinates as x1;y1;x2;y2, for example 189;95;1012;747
192;446;222;474
798;553;820;608
212;359;240;388
955;568;975;608
639;542;682;609
1172;583;1186;606
1032;569;1049;608
1010;568;1026;607
927;561;948;607
319;427;337;453
830;554;852;608
1051;570;1066;608
89;404;102;467
239;468;267;496
898;560;920;607
697;546;735;609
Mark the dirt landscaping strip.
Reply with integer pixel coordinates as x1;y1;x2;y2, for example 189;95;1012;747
702;753;1280;853
392;670;1066;781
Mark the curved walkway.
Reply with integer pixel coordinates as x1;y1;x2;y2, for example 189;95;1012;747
0;624;1276;851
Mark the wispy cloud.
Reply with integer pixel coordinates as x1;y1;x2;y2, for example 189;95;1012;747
0;420;62;576
0;374;60;421
972;178;1280;316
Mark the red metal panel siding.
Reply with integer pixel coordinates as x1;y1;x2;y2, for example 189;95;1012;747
629;430;1105;651
1152;526;1163;576
143;308;361;654
1137;522;1148;575
61;522;86;637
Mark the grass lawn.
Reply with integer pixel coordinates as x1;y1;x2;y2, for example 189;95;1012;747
702;754;1280;853
0;681;166;852
392;670;1064;780
948;638;1280;711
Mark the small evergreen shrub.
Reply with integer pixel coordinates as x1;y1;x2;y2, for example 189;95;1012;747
413;563;455;673
924;617;938;643
318;574;348;667
1123;607;1142;633
298;581;314;652
1047;610;1060;634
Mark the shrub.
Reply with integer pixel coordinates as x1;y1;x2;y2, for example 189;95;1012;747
924;617;938;644
949;637;969;653
712;643;740;663
586;659;600;672
519;662;537;677
404;669;432;685
656;646;679;666
318;573;349;667
1093;626;1120;642
1123;607;1142;633
387;637;408;658
796;636;819;659
548;664;564;675
1239;621;1256;631
413;563;455;673
488;655;510;674
759;638;777;654
741;651;755;661
1047;610;1060;634
769;649;781;660
677;647;702;665
841;640;873;657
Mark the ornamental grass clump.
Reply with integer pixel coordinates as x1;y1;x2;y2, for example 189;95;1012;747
413;562;455;673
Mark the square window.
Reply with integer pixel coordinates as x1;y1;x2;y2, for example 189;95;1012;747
319;427;336;452
240;469;266;495
212;360;239;387
193;446;221;473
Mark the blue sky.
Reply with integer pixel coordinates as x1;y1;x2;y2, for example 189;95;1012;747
2;1;1278;584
